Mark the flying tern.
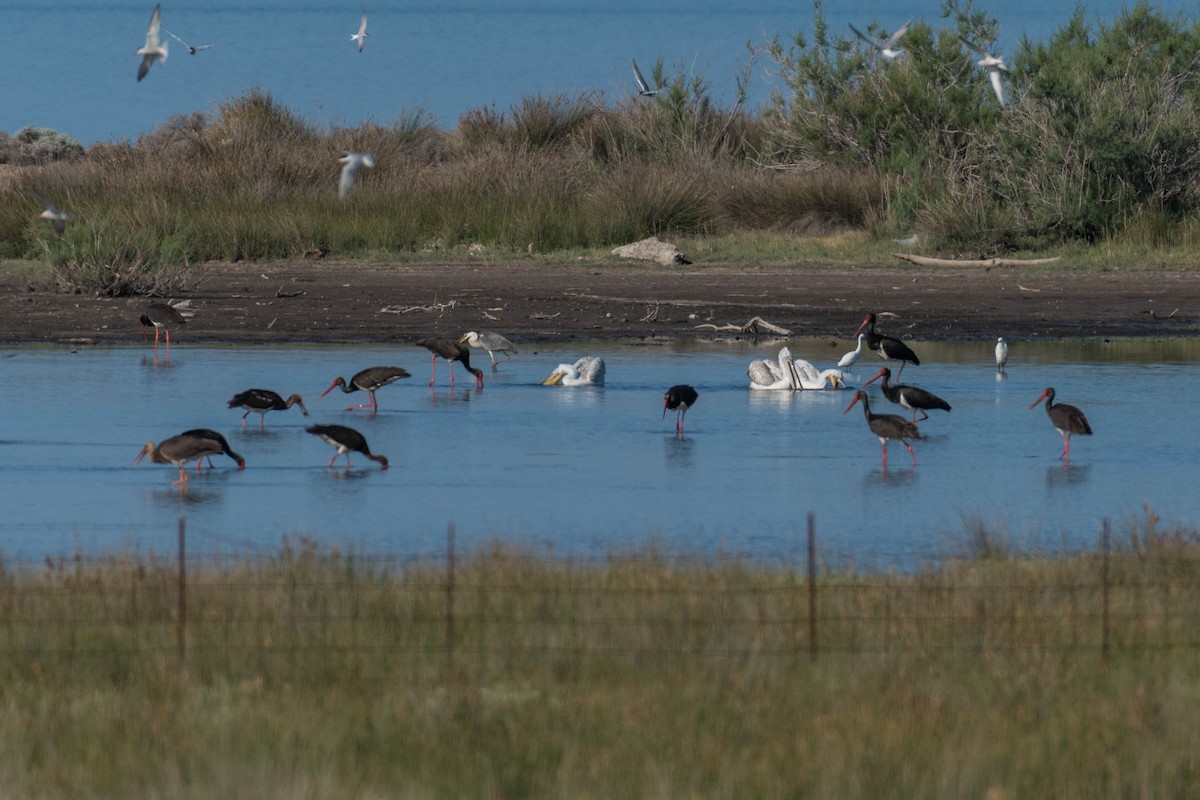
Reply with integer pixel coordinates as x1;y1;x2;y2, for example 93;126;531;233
961;36;1008;106
848;18;912;61
136;4;168;82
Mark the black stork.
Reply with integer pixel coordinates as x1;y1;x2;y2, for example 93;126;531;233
306;424;389;470
418;338;484;387
663;385;699;436
1029;387;1092;463
854;312;920;377
134;429;245;486
322;366;411;412
863;367;951;422
140;300;194;356
843;389;921;467
228;389;309;430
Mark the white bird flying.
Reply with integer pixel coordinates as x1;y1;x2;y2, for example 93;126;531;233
995;337;1009;371
459;331;519;369
837;333;866;370
136;4;168;82
337;152;374;200
961;36;1008;106
632;59;659;97
848;18;912;61
351;12;369;52
542;357;606;386
30;186;72;234
163;28;214;55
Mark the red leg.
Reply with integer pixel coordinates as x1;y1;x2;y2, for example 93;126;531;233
881;442;889;466
429;354;437;387
327;453;337;468
172;464;189;485
904;441;917;465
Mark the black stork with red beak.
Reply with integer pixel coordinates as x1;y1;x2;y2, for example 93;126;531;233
228;389;309;429
663;385;699;436
417;338;484;387
854;312;920;377
306;424;389;470
140;300;194;357
1030;387;1092;463
844;389;921;467
322;366;410;412
134;429;245;487
863;367;950;422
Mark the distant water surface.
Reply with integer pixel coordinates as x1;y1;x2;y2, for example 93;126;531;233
3;1;1196;144
1;339;1197;568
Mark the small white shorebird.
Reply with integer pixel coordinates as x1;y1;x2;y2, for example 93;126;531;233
995;337;1009;371
632;59;660;97
837;333;866;371
351;12;369;52
30;187;72;234
459;331;519;370
337;152;374;200
848;18;912;62
961;36;1008;106
136;4;168;82
164;28;214;55
542;357;606;386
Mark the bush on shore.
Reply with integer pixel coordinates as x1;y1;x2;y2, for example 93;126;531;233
3;3;1199;293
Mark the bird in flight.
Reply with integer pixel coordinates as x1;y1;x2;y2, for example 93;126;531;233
164;28;214;55
136;4;168;81
632;59;660;97
337;152;375;200
30;187;72;234
848;18;912;61
351;12;369;52
961;36;1008;106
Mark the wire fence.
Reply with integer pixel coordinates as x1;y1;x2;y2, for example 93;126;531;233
2;517;1199;674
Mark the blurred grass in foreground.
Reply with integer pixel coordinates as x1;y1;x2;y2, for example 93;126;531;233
1;512;1197;798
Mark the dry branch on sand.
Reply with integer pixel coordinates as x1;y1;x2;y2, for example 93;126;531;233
692;315;791;335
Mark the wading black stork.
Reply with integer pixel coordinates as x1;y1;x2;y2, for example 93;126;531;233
322;366;410;412
863;367;951;422
1029;387;1092;463
854;312;920;377
843;389;921;467
140;300;194;356
228;389;309;429
418;338;484;387
134;429;245;487
663;385;699;436
306;424;389;470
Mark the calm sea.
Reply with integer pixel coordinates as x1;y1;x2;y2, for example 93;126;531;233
4;1;1195;145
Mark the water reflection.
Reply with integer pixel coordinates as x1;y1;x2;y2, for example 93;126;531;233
3;339;1200;566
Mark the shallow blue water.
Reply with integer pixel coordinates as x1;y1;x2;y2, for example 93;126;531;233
3;1;1195;144
2;339;1197;566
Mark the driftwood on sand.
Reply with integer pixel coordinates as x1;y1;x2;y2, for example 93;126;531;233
692;316;792;335
892;253;1061;268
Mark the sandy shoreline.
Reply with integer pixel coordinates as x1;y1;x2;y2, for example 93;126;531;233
1;260;1197;346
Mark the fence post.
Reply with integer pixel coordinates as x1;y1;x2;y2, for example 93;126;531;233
446;522;456;680
177;517;187;673
1101;519;1110;670
807;512;818;662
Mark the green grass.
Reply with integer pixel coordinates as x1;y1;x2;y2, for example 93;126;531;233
1;519;1198;798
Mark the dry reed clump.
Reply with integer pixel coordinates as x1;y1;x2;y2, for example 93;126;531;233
714;167;887;233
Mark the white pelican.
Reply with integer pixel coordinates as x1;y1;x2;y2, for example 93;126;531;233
632;59;659;97
338;152;374;200
995;337;1009;371
848;18;912;61
961;37;1008;106
837;334;866;370
748;348;845;390
351;12;369;52
542;357;605;386
164;28;214;55
136;4;168;82
459;330;519;369
30;187;71;234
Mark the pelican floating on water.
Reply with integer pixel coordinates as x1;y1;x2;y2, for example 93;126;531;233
748;348;845;390
542;357;605;386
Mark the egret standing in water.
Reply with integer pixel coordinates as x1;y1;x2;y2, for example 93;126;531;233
996;337;1009;372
